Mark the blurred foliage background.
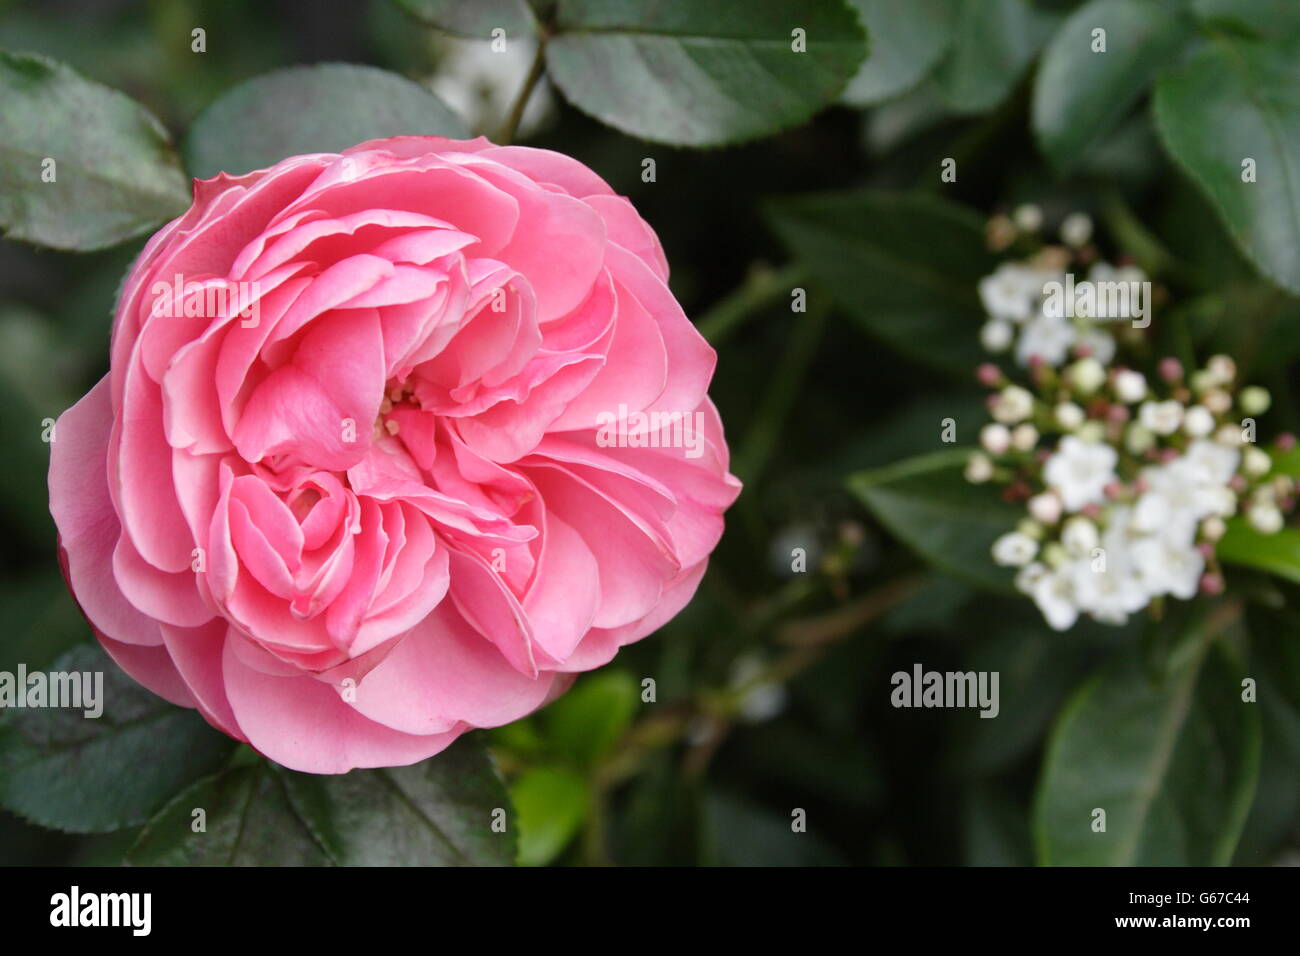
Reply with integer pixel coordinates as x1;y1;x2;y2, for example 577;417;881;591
1;0;1298;866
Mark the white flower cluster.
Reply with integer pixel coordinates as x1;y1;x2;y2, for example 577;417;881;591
966;214;1296;630
977;209;1147;369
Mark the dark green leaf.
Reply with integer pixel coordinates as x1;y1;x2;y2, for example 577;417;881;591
1033;0;1192;173
842;0;956;106
1218;519;1300;585
0;644;236;834
700;790;846;865
128;737;514;865
183;63;469;179
0;51;189;250
1153;35;1300;293
1191;0;1300;36
393;0;539;37
933;0;1058;114
545;0;867;146
1034;641;1261;865
511;764;587;866
847;450;1023;592
765;190;996;373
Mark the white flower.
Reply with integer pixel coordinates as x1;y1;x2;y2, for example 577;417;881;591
1030;565;1079;631
1130;533;1204;601
1071;550;1148;624
1244;446;1272;477
1028;491;1062;525
1183;439;1239;486
1201;516;1226;541
1249;505;1284;534
1043;436;1118;511
1183;405;1215;438
1012;423;1039;451
1061;515;1100;556
1139;399;1183;436
1067;357;1107;395
979;264;1041;322
1015;561;1048;594
980;318;1014;352
1016;312;1074;366
1061;212;1093;248
981;423;1011;455
1215;423;1244;447
992;385;1035;424
965;452;994;483
1055;402;1085;430
1113;369;1147;404
993;531;1038;567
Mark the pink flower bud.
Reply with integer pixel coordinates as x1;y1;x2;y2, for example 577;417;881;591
1158;357;1183;382
977;363;1002;388
1278;433;1297;452
1199;572;1225;595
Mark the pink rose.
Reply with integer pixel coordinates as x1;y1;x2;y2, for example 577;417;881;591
48;136;739;773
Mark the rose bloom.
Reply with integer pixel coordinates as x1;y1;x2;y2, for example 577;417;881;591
48;137;739;773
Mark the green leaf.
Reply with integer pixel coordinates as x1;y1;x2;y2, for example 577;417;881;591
511;765;587;866
1153;35;1300;294
1191;0;1300;36
933;0;1057;114
1033;0;1192;174
847;450;1023;592
0;644;236;834
700;790;846;865
392;0;539;37
182;63;470;179
0;51;189;251
1034;641;1261;865
1218;519;1300;584
545;0;867;146
542;670;638;767
765;190;996;373
128;737;514;865
842;0;956;106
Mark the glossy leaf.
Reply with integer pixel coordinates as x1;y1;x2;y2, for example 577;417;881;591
1153;35;1300;293
1218;519;1300;585
933;0;1057;114
765;190;996;372
0;51;189;250
545;0;867;146
842;0;956;106
393;0;538;37
511;765;587;866
1035;642;1260;865
1033;0;1192;173
847;450;1023;591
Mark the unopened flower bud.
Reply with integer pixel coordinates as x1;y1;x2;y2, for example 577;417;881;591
1067;357;1106;395
1183;405;1215;438
1243;446;1271;477
1027;491;1062;525
1158;357;1183;383
1239;386;1271;416
1011;423;1039;451
965;452;994;484
1055;402;1085;430
1112;368;1147;404
980;423;1011;455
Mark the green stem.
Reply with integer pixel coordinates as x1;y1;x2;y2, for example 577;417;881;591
496;38;547;145
696;263;809;345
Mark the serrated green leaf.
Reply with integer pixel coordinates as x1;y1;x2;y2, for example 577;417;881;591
127;737;514;865
393;0;539;37
0;644;236;834
1033;0;1192;173
1153;35;1300;294
0;51;189;250
847;450;1022;592
182;63;469;179
545;0;867;146
842;0;956;106
765;190;996;372
1034;641;1260;865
